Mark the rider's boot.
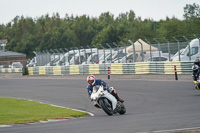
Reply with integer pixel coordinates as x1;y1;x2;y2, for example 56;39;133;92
111;90;124;103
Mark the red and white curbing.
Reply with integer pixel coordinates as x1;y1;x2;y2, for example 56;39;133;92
0;99;94;128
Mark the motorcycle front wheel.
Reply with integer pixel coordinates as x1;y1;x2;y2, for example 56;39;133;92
99;98;113;116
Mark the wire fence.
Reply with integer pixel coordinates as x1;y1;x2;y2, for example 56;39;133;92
30;35;200;66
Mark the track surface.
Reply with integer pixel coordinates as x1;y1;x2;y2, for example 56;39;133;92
0;76;200;133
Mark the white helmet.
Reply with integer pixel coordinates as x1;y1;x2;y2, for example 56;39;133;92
192;64;199;73
87;75;96;86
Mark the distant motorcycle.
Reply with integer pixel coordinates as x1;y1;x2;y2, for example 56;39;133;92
90;85;126;116
192;65;200;90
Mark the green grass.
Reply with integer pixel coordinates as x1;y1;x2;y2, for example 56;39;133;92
0;97;88;125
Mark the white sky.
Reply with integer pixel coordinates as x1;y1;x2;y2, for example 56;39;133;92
0;0;200;24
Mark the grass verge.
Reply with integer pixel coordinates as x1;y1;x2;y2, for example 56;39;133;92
0;97;88;125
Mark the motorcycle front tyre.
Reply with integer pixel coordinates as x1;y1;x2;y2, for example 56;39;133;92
99;98;113;116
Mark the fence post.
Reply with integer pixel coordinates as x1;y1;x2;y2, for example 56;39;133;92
183;36;191;61
99;44;105;63
128;40;136;62
106;43;112;63
50;49;56;66
70;47;75;65
154;38;161;61
163;37;171;61
120;41;127;63
42;50;48;66
144;39;152;61
113;42;119;63
46;50;51;65
81;46;87;64
59;48;66;65
138;40;144;62
173;36;181;61
75;47;80;65
93;45;99;64
99;44;106;73
55;49;61;65
33;51;38;66
64;48;70;65
87;45;92;64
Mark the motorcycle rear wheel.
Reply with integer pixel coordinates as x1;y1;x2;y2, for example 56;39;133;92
99;98;113;116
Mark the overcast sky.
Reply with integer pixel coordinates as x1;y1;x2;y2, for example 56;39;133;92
0;0;199;24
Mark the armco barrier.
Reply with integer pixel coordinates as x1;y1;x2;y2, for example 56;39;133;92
79;65;88;74
53;66;61;75
62;66;70;75
0;68;22;73
181;61;193;74
111;64;123;74
89;64;100;74
135;62;150;74
28;67;33;75
46;66;53;75
69;65;79;74
99;64;110;74
164;62;182;74
0;61;193;75
123;63;135;74
39;66;46;75
149;62;164;74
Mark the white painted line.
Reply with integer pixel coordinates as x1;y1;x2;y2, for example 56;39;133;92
70;108;95;117
49;103;95;116
153;126;200;132
27;99;95;117
0;125;12;128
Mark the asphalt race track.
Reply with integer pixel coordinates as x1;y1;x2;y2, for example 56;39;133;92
0;77;200;133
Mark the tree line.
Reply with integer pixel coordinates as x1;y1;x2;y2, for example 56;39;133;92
0;3;200;59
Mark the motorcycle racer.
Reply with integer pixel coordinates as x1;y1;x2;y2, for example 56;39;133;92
192;59;200;81
192;59;200;89
86;75;124;103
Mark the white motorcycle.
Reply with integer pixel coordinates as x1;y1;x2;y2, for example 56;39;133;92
90;85;126;116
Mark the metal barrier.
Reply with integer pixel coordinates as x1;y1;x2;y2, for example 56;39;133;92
0;68;22;73
0;62;193;75
164;62;182;74
26;61;193;75
134;62;150;74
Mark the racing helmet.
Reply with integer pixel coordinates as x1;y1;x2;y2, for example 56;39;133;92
192;64;199;73
194;59;200;66
87;75;96;86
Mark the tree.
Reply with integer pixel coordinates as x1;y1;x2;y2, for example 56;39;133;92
184;3;200;19
1;6;200;59
157;18;187;39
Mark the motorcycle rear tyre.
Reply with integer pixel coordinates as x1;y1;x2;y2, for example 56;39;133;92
99;98;113;116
